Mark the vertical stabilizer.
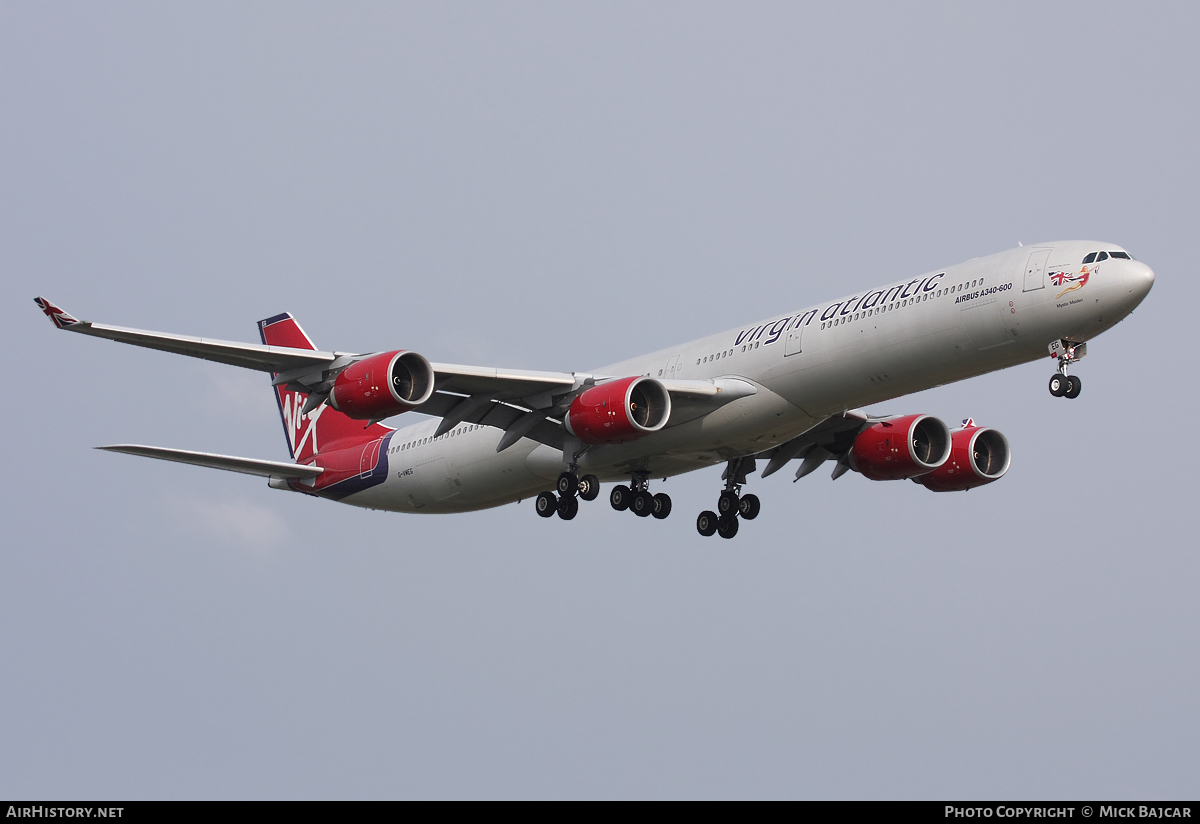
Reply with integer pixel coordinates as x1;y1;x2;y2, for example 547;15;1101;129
257;313;391;462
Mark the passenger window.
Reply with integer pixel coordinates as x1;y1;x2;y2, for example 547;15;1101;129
1110;251;1131;259
1096;251;1109;261
1083;252;1097;264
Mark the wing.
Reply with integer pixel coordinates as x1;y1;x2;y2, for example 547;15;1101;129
35;295;581;415
35;297;338;373
37;297;756;452
419;375;757;451
755;410;876;481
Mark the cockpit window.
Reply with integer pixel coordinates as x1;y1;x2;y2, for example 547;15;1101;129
1083;252;1097;264
1096;251;1109;261
1109;251;1131;259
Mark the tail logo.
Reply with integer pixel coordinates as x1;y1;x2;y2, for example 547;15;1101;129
281;391;326;459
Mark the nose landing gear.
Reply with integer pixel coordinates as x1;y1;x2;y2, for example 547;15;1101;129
1048;340;1085;399
697;458;759;539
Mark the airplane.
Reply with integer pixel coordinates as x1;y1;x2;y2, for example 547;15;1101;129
35;241;1154;539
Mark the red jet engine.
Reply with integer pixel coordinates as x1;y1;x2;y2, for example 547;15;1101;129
328;350;435;420
565;376;671;445
848;414;951;481
914;426;1011;492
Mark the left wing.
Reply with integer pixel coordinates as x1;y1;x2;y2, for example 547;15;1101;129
755;410;875;480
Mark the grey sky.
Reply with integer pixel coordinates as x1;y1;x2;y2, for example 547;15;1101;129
2;2;1197;798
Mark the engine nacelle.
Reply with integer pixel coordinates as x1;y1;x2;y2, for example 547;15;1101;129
565;376;671;445
914;426;1011;492
328;350;434;420
848;414;951;481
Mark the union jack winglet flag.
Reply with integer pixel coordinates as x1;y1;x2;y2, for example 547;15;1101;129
33;297;81;329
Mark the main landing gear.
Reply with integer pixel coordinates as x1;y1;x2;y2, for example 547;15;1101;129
1048;340;1084;399
609;471;672;520
697;458;760;540
535;467;672;522
535;469;601;521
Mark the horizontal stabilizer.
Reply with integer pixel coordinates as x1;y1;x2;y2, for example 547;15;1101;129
97;445;323;479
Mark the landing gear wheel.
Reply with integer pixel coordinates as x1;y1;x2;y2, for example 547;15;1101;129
697;510;718;537
535;491;557;518
610;484;631;511
556;471;579;498
717;515;740;539
1049;374;1068;397
578;474;601;501
1065;375;1082;399
631;490;655;517
717;489;741;516
556;495;579;520
738;493;761;521
652;493;672;520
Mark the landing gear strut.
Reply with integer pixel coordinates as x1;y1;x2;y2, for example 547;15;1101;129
698;457;760;539
610;471;672;520
1048;340;1085;399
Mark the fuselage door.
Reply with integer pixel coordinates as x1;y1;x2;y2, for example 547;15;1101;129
663;355;680;379
360;438;382;477
1023;248;1052;292
784;317;804;357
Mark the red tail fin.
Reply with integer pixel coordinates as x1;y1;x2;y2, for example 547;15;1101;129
258;313;390;462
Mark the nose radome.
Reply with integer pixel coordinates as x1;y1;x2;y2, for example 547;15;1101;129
1132;261;1155;297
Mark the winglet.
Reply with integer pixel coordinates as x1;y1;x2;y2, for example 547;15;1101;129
33;297;83;329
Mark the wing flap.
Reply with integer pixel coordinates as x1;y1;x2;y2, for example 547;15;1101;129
664;378;758;426
431;363;581;398
756;410;872;478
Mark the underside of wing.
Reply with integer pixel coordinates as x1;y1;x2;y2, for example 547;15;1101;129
419;376;759;452
756;410;873;479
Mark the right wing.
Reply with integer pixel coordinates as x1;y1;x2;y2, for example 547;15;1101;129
35;296;581;400
38;297;757;452
35;297;339;374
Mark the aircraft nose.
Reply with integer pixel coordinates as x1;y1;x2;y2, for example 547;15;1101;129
1130;261;1155;300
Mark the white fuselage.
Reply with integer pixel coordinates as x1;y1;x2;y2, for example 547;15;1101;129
351;241;1154;513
